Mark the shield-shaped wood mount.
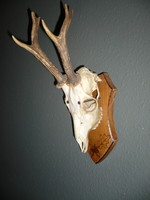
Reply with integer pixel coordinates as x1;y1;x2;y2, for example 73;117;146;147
88;72;118;163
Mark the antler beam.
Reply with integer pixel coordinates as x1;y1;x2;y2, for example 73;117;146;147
12;4;80;87
12;12;66;86
42;4;80;86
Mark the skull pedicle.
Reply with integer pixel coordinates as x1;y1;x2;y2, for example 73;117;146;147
62;67;103;153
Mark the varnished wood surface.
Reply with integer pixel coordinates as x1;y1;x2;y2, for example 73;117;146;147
88;73;118;163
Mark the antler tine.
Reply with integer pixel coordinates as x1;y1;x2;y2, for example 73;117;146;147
59;4;73;38
12;11;66;86
42;4;80;86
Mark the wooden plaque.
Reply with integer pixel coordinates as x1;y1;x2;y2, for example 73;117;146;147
88;73;118;163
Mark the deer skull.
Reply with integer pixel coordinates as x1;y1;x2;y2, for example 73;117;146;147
12;4;103;153
62;67;102;152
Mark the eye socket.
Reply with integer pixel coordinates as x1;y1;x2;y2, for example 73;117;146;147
92;89;101;99
83;98;97;112
92;89;98;99
66;100;69;104
78;101;80;105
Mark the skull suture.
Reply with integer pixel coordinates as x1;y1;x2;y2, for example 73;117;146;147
62;67;103;152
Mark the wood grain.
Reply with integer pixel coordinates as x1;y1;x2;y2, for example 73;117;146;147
88;73;118;163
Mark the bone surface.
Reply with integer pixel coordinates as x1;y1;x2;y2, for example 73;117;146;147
12;4;103;154
62;67;103;152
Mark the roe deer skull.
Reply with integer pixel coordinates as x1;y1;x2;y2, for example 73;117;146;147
12;4;103;153
62;67;102;152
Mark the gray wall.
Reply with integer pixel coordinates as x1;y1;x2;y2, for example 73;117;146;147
1;0;150;199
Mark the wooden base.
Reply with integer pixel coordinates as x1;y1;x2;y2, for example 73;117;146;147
88;73;118;163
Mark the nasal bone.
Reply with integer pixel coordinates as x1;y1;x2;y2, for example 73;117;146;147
72;113;82;130
71;105;81;116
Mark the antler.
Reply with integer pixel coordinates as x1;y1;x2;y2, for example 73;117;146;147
12;4;80;87
42;4;80;86
12;12;66;86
